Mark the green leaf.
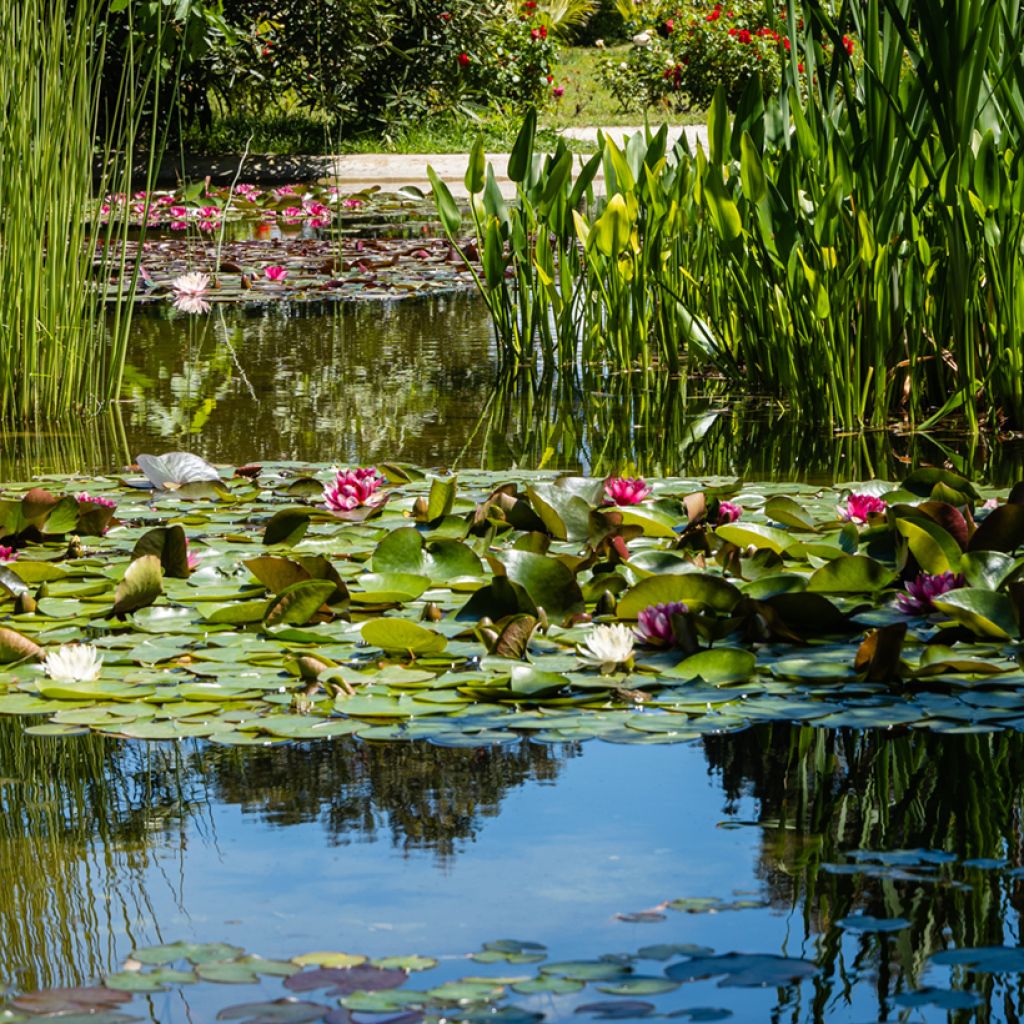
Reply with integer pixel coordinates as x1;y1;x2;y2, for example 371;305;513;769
896;516;962;574
112;555;163;617
497;550;584;624
932;588;1018;639
806;555;897;593
427;166;462;235
465;136;486;195
0;626;43;663
666;647;756;684
361;618;447;655
263;580;336;627
716;522;794;554
262;508;310;547
618;574;742;617
508;107;537;184
132;525;190;579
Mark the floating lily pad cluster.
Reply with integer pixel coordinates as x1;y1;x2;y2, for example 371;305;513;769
101;184;432;232
110;236;475;308
1;462;1023;746
0;931;814;1024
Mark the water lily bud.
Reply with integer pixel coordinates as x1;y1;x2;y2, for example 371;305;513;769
421;602;443;622
477;616;494;629
536;606;549;632
64;534;83;559
412;496;429;519
479;627;499;652
594;590;617;616
297;655;329;680
15;592;36;614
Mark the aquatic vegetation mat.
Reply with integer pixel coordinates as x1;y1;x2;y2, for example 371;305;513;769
1;461;1024;745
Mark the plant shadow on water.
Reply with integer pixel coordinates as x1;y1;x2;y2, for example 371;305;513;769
6;715;1024;1021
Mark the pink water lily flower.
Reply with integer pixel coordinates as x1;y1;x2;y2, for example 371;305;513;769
75;492;117;509
604;476;651;506
716;500;742;524
170;272;211;314
342;198;364;209
0;545;17;563
635;601;689;646
185;539;202;572
840;493;887;524
264;265;288;282
896;572;965;615
323;466;386;512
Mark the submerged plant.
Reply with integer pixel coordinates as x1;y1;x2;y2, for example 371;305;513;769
42;644;103;682
323;466;385;511
896;573;965;616
578;623;635;673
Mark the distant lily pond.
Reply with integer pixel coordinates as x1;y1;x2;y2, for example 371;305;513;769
1;457;1023;744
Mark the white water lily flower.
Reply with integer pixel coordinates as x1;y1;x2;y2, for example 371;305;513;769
578;623;635;674
170;271;211;314
42;643;103;682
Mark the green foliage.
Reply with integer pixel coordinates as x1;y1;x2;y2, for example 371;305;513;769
446;0;1024;431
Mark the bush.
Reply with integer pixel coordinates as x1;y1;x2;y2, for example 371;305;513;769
599;1;796;111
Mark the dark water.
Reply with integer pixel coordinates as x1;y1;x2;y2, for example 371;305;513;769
4;719;1024;1021
3;299;1024;483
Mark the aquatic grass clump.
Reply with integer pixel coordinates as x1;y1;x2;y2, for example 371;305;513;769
0;0;160;421
435;0;1024;431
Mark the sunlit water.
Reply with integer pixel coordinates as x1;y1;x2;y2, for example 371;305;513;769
4;301;1024;1021
4;720;1024;1021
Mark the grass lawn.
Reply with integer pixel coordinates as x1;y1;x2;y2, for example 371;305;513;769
181;47;707;156
544;45;707;128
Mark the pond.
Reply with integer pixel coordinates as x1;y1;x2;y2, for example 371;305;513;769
6;721;1024;1022
3;296;1024;1024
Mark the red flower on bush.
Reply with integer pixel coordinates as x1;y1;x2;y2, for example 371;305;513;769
842;34;855;55
706;6;721;21
737;28;752;43
439;10;451;21
457;51;471;66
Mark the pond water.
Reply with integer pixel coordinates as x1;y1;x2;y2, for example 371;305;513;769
4;298;1024;1023
6;719;1024;1022
4;300;1024;484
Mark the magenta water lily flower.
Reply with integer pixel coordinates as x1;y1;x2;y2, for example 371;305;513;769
604;476;651;506
840;493;888;524
323;466;385;512
635;601;689;646
75;492;117;509
716;500;742;525
170;272;211;314
896;572;965;615
0;545;17;563
264;265;288;282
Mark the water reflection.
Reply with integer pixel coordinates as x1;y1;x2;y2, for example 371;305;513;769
705;726;1024;1018
0;719;570;992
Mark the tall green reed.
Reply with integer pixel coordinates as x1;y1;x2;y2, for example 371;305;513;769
435;0;1024;431
0;0;160;423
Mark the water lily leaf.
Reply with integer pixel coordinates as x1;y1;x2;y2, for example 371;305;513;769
618;575;742;617
716;522;794;554
496;551;584;624
892;988;980;1010
930;946;1024;971
895;516;962;574
665;952;818;987
216;999;330;1024
0;625;43;662
764;496;818;531
285;965;407;995
361;619;447;655
246;556;312;594
666;648;755;684
263;509;311;546
264;580;336;627
526;484;592;542
763;592;851;634
132;525;190;578
196;962;261;983
508;665;569;697
352;573;430;604
203;599;270;624
932;588;1018;639
542;961;630;981
425;476;457;522
596;978;680;996
12;987;132;1014
636;944;715;961
837;914;909;932
290;953;367;969
854;623;906;681
370;956;437;972
960;550;1020;590
372;528;482;582
112;555;163;617
968;504;1024;553
806;555;896;593
512;976;584;995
